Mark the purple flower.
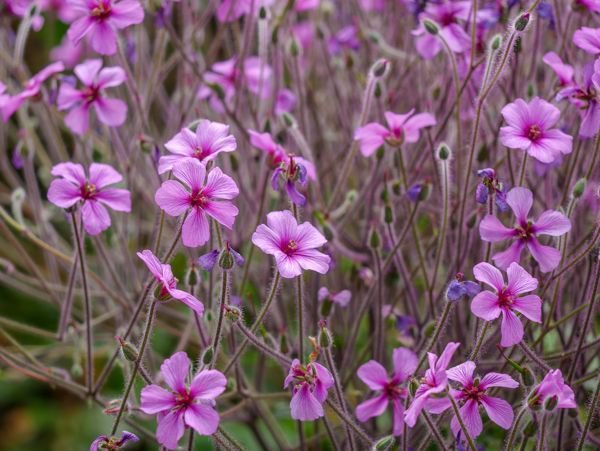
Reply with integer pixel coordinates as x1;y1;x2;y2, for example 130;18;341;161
574;0;600;13
216;0;274;23
573;27;600;55
67;0;144;55
404;342;461;427
137;250;204;314
499;97;572;164
471;262;541;347
327;25;360;55
251;210;330;279
47;162;131;235
354;110;436;157
318;287;351;307
271;155;309;206
57;59;127;135
90;431;138;450
155;159;239;248
158;120;237;174
284;359;334;421
479;187;571;272
530;369;576;409
543;52;574;87
140;352;226;449
197;246;244;272
51;35;84;69
475;168;508;212
355;348;418;435
446;275;481;303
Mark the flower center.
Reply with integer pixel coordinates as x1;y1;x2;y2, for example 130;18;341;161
193;146;208;160
81;182;97;199
462;384;485;402
516;221;533;240
190;190;207;208
91;1;111;20
498;287;516;308
283;239;298;255
174;390;194;409
383;380;405;400
384;128;403;147
82;85;100;104
527;124;542;141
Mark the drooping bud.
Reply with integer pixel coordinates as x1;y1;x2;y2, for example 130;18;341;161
369;226;381;249
572;178;586;199
514;12;530;32
259;5;268;19
374;81;382;98
513;36;522;54
280;333;290;354
117;336;139;362
371;59;389;78
372;435;395;450
423;19;439;35
185;264;200;287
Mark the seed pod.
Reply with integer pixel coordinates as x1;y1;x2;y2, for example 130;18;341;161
371;59;389;78
117;337;139;362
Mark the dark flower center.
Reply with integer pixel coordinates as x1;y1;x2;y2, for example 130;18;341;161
516;221;533;240
190;190;207;208
383;379;406;400
283;239;298;255
385;128;403;146
174;390;194;409
193;146;208;160
498;287;516;308
83;85;100;104
91;1;111;20
527;124;542;141
81;182;97;199
462;383;485;403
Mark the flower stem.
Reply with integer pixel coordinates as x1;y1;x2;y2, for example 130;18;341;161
576;372;600;451
325;399;373;445
210;269;229;368
296;274;305;359
422;412;449;451
518;151;528;187
449;393;476;451
416;302;453;372
536;414;548;451
470;321;490;361
505;406;528;451
324;347;355;450
431;155;450;299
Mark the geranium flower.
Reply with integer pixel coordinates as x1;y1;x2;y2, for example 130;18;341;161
355;347;418;435
318;287;351;307
284;359;334;421
47;162;131;235
90;431;138;450
573;27;600;55
155;159;239;248
158;120;237;174
543;52;574;87
475;168;508;212
140;352;226;449
499;97;572;164
67;0;144;55
251;210;330;278
479;187;571;272
57;59;127;135
528;369;576;409
216;0;274;23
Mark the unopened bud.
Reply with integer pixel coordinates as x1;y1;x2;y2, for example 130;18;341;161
225;305;241;322
280;333;290;354
323;224;334;241
375;145;385;160
491;34;502;51
371;59;389;78
282;112;296;127
437;143;451;161
117;337;139;362
207;83;225;100
202;347;214;365
521;367;535;387
523;420;536;437
318;327;332;348
320;298;333;317
544;395;558;411
259;6;268;19
467;212;477;229
513;35;522;54
218;249;235;270
572;178;586;198
409;378;419;397
423;19;439;35
514;12;530;32
374;82;382;98
373;435;395;450
384;205;394;224
185;265;200;286
369;227;381;249
424;320;437;338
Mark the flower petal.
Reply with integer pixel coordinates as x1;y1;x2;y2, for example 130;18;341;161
204;167;239;199
184;403;220;436
507;187;533;225
473;262;505;291
173;158;206;191
392;347;418;381
532;210;571;236
190;370;227;400
492;240;525;270
480;395;514;430
89;163;122;188
290;384;324;421
182;208;210;248
355;394;389;422
356;360;388;390
156;410;185;450
512;294;542;323
203;201;239;229
506;262;538;295
500;309;524;347
155;180;190;217
169;288;205;315
81;200;111;235
94;97;127;127
479;373;519;390
470;291;501;321
161;351;190;393
140;384;176;414
47;179;82;208
527;238;561;273
446;361;476;387
96;188;131;212
479;215;516;242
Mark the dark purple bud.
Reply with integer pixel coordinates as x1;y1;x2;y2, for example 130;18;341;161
446;280;481;302
407;183;422;202
496;189;509;212
11;146;23;170
296;162;308;185
197;249;219;271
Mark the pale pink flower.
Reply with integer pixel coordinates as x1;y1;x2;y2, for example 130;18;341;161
530;369;576;409
573;27;600;55
284;359;334;421
543;52;574;87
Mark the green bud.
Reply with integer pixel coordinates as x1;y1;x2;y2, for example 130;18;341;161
544;395;558;411
282;112;296;128
117;337;139;362
202;347;214;365
218;249;235;270
514;12;530;32
369;227;381;249
523;420;536;437
371;59;389;78
229;153;239;172
373;435;395;450
71;362;83;378
527;392;542;410
572;178;587;198
318;327;332;348
521;367;535;387
375;145;385;161
323;224;334;241
384;205;394;224
185;266;200;287
527;82;534;98
320;298;333;317
409;378;419;397
346;190;358;203
437;143;451;160
467;212;477;229
259;6;267;19
280;333;289;354
392;181;402;196
367;30;381;44
491;34;502;51
289;39;300;57
225;306;241;322
205;310;213;323
423;19;439;35
432;85;441;100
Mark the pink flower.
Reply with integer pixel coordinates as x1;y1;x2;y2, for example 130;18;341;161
294;0;318;12
499;97;572;164
573;27;600;55
155;159;239;248
355;348;418;435
470;262;541;347
67;0;144;55
318;287;351;307
159;120;237;174
284;359;334;421
479;187;571;272
90;431;138;451
529;369;576;409
140;352;226;449
216;0;274;23
137;250;204;314
354;110;436;157
57;59;127;135
1;62;64;122
251;210;330;278
248;130;315;176
543;52;574;87
404;342;460;427
51;35;84;69
47;162;131;235
574;0;600;12
427;361;518;439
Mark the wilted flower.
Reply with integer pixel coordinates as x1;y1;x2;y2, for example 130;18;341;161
284;359;334;421
90;431;138;450
475;168;508;212
446;273;481;303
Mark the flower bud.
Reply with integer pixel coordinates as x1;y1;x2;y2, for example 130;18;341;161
323;224;334;241
318;326;332;348
218;248;235;270
374;81;382;98
423;19;439;35
202;346;214;365
225;305;241;322
527;392;542;410
520;366;535;387
513;35;522;54
320;298;333;317
280;333;290;354
544;395;558;411
384;205;394;224
392;181;402;196
572;178;586;198
491;34;502;51
259;5;268;19
369;227;381;249
375;145;385;160
424;320;437;338
371;59;389;78
372;435;395;450
408;378;419;397
514;12;530;32
185;265;200;286
117;336;139;362
437;143;451;161
206;82;225;100
282;112;296;128
467;212;477;229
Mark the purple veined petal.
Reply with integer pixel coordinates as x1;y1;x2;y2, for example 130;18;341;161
539;129;573;156
580;101;600;138
74;59;103;86
500;309;524;347
492;240;525;271
392;398;405;436
499;126;531;150
203;200;239;229
356;360;389;390
158;155;190;174
404;392;428;427
355;394;389;422
160;351;190;393
573;27;600;55
532;210;571;236
284;359;301;389
526;238;561;273
500;98;529;128
440;23;470;53
470;290;501;321
156;409;185;450
446;361;476;387
530;97;561;130
251;224;281;256
403;112;436;143
81;199;111;235
139;384;176;414
136;249;163;280
526;141;559;164
312;363;334;399
265;210;297;241
354;122;388;157
96;66;127;88
436;342;460;371
184;403;220;435
89;163;122;188
89;435;106;451
172;158;206;191
392;347;418;381
169;288;205;315
89;22;118;55
384;110;414;131
290;384;324;421
204;167;239;199
57;83;83;110
506;262;538;295
110;0;145;28
479;214;516;242
425;396;452;414
94;97;127;127
480;395;514;430
275;253;304;278
473;262;505;291
165;128;197;156
64;103;91;135
189;370;227;400
155;180;191;216
196;120;237;156
294;248;331;275
295;222;327;250
479;372;519;390
543;52;574;85
451;399;483;439
67;16;95;45
182;208;210;248
47;179;83;208
117;431;139;446
512;294;542;323
506;187;533;225
95;188;131;212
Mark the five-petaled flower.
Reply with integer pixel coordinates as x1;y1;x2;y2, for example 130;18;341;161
90;431;138;451
155;159;239;248
47;162;131;235
140;352;226;449
251;210;331;278
528;369;576;410
284;359;334;421
355;347;418;436
479;187;571;272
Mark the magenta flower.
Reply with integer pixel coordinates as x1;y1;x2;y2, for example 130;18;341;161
427;361;518;439
499;97;572;164
67;0;144;55
470;262;541;347
404;342;460;427
137;250;204;314
355;347;418;435
354;109;436;157
529;369;576;409
158;120;237;174
543;52;574;87
248;130;316;178
140;352;226;449
479;187;571;272
318;287;351;308
47;162;131;235
284;359;334;421
1;62;64;122
155;158;239;248
57;59;127;135
573;27;600;55
251;210;330;279
90;431;138;451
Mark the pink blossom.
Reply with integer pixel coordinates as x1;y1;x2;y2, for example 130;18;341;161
479;187;571;272
354;109;436;157
404;342;461;427
155;159;239;248
355;348;418;435
470;262;541;347
216;0;274;23
248;130;315;177
573;27;600;55
499;97;572;164
47;162;131;235
57;59;127;135
137;250;204;314
318;287;351;307
158;120;237;174
1;62;64;122
543;52;574;87
530;369;576;409
51;35;84;68
140;352;226;448
284;359;334;421
67;0;144;55
574;0;600;12
251;210;330;278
